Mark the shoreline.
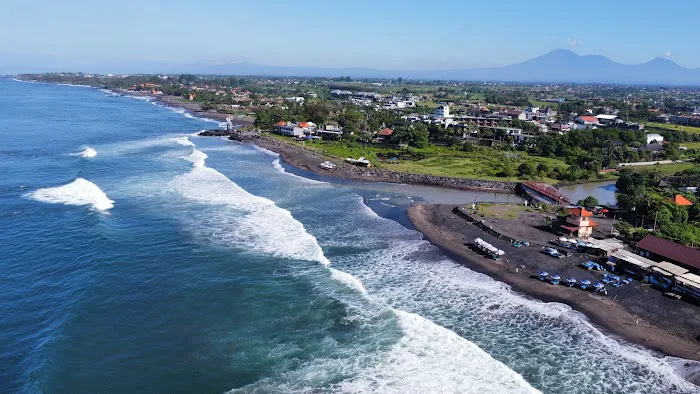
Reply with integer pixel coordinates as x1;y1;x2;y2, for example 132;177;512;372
407;203;700;365
235;135;519;193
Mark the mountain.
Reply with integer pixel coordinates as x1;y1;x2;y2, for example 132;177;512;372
405;49;700;85
5;49;700;85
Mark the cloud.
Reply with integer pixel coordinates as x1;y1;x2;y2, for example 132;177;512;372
664;51;672;58
567;38;584;48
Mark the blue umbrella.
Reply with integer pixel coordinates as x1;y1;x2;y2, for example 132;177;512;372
566;277;576;283
581;279;592;285
551;274;561;280
594;282;604;289
539;271;549;277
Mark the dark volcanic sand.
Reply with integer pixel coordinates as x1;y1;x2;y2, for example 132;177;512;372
407;203;700;362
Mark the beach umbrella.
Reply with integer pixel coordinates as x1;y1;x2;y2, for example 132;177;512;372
581;279;592;285
551;274;561;280
566;277;576;283
497;250;505;256
539;271;549;277
593;282;604;289
602;209;609;213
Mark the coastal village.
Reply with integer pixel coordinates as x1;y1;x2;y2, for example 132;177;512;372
20;72;700;359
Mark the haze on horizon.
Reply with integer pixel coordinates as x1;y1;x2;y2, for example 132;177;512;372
2;0;699;74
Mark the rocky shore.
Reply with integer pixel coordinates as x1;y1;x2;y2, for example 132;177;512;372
407;203;700;365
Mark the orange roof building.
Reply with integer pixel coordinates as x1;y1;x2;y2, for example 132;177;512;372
561;207;596;238
377;128;393;136
275;120;287;126
667;194;694;206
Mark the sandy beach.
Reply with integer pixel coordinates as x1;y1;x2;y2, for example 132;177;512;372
407;203;700;364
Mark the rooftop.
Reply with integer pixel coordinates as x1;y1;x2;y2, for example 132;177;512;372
637;235;700;270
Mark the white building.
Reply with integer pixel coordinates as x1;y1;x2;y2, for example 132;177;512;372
646;133;664;145
434;105;451;118
595;114;618;125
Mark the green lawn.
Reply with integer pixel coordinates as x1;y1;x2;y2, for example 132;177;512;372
680;141;700;149
645;122;700;135
268;134;568;183
624;162;699;175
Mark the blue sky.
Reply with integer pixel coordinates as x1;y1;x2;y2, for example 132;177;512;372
2;0;699;71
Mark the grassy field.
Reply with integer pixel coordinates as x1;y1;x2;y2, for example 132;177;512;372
624;162;699;175
680;141;700;149
268;134;568;183
645;122;700;135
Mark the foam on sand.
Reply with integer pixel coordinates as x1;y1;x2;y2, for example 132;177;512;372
70;147;97;158
25;178;114;211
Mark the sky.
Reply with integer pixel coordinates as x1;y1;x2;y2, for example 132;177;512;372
2;0;699;73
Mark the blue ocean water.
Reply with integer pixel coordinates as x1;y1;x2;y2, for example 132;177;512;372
1;78;698;393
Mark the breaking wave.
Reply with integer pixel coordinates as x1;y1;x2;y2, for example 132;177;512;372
69;147;97;158
25;178;114;211
172;136;195;147
170;145;537;393
171;149;329;264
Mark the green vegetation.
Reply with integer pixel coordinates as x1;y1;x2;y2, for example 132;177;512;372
646;122;700;135
614;168;700;246
576;196;600;209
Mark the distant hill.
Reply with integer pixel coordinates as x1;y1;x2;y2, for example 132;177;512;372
420;49;700;85
5;49;700;85
156;49;700;86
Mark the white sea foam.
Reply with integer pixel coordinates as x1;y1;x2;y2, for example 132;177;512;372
329;268;367;294
25;178;114;211
170;155;329;265
69;147;97;158
183;149;208;168
172;136;195;147
336;310;539;394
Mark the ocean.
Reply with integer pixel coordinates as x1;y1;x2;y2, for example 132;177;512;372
1;78;698;393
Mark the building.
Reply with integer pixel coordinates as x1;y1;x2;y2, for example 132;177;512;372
595;114;618;125
316;124;343;140
646;133;664;145
637;234;700;274
376;128;393;141
666;194;694;206
560;207;597;238
550;123;571;132
434;105;451;118
574;116;600;129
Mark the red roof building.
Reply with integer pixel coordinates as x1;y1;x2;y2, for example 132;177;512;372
576;115;599;124
637;235;700;273
666;194;694;206
377;128;393;136
275;120;287;126
561;207;596;238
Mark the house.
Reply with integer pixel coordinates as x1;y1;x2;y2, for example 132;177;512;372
376;128;393;141
574;116;600;128
666;194;694;206
275;121;308;137
637;234;700;274
316;124;343;140
434;105;451;118
595;114;618;125
560;207;597;238
550;123;571;132
646;133;664;145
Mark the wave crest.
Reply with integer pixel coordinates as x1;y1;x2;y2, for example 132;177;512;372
70;147;97;158
25;178;114;211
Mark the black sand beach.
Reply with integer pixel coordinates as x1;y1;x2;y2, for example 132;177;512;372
407;203;700;363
